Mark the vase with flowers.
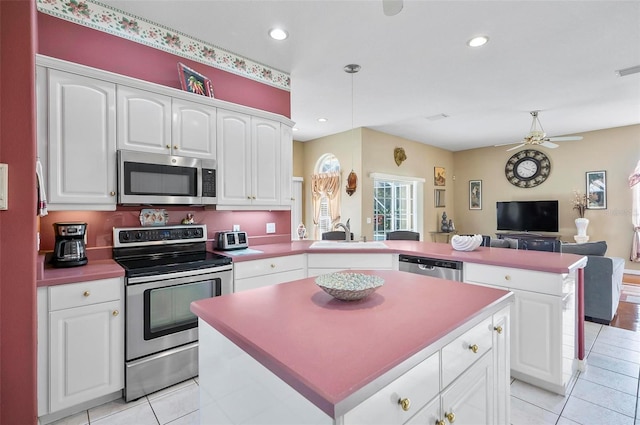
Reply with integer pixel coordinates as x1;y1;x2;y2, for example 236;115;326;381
572;190;589;243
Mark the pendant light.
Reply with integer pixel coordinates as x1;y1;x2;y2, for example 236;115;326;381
344;63;360;196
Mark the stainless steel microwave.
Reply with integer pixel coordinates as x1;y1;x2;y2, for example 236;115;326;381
117;150;216;205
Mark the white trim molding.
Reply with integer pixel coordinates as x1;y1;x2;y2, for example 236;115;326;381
369;172;426;183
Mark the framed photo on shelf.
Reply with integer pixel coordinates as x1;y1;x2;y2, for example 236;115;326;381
586;170;606;209
469;180;482;210
434;167;446;186
177;62;214;97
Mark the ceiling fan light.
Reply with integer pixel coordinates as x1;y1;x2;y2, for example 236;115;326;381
268;28;288;41
467;36;489;48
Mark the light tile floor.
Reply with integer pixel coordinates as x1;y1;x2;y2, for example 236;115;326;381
50;321;640;425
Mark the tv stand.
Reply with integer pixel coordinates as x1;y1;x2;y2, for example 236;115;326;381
496;232;560;241
496;233;562;252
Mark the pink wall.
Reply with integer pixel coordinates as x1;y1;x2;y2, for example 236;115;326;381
36;13;293;253
37;13;290;118
0;1;38;423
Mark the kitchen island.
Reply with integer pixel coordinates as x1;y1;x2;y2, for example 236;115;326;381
192;270;514;424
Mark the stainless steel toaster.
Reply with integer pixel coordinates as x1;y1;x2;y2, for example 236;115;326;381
216;231;248;250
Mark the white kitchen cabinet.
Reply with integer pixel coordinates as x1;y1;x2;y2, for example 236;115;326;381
117;86;216;160
38;278;124;420
307;253;394;277
216;109;292;209
171;98;217;159
43;68;117;210
493;306;511;425
234;254;306;292
464;262;575;395
441;352;494;425
280;124;293;207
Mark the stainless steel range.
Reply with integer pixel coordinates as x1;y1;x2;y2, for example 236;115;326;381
113;224;232;401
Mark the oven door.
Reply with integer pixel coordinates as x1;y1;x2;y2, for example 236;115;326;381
125;267;232;361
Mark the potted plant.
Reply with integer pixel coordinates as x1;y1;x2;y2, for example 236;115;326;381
572;191;589;242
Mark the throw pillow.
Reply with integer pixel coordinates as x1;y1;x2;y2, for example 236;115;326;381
561;241;607;256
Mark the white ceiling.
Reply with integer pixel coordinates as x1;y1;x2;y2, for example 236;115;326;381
102;0;640;151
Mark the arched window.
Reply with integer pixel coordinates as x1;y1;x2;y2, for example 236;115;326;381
314;154;340;237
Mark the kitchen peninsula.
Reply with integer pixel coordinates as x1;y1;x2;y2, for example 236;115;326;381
191;270;514;424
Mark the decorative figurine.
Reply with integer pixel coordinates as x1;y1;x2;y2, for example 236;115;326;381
296;223;307;240
441;212;449;232
448;219;454;232
181;213;195;224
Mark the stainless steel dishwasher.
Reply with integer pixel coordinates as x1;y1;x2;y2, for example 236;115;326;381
398;254;463;281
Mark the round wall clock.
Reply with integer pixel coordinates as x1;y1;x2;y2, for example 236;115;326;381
504;149;551;188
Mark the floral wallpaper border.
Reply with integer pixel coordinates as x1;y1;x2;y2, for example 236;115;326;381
36;0;291;91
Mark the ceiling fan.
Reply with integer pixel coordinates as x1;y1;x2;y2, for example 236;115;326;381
496;111;583;151
383;0;403;16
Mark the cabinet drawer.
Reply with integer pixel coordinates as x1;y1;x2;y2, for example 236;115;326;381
234;254;305;280
465;263;564;296
49;278;122;311
235;269;306;293
441;317;493;388
344;352;439;424
307;253;393;269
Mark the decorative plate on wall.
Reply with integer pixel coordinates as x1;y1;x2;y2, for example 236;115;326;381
505;149;551;188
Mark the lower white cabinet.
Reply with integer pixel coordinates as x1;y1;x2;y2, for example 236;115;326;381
464;262;575;395
234;254;306;292
38;278;124;419
342;309;509;425
307;253;394;277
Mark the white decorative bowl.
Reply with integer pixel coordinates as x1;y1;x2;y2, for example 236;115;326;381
315;272;384;301
451;234;483;252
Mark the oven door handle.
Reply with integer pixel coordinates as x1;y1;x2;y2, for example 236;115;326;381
126;265;232;286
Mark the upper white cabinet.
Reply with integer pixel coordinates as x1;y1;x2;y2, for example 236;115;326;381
42;68;117;210
217;109;292;209
36;55;294;212
117;86;216;160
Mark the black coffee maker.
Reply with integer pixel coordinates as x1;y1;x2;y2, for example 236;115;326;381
51;222;88;267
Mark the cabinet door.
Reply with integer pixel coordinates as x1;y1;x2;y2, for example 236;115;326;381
47;70;116;208
117;86;172;154
251;118;280;205
280;125;293;206
216;110;252;205
441;353;494;425
511;289;563;385
493;306;511;425
49;300;123;412
172;99;216;159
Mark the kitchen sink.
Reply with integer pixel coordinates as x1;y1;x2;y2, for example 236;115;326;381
309;241;388;249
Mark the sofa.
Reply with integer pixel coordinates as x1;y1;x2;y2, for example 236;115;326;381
561;241;625;325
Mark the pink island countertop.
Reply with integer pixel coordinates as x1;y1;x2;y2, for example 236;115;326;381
191;269;513;418
216;239;587;274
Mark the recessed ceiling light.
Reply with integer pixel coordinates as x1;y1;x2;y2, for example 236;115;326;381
292;127;299;132
467;35;489;47
269;28;288;41
317;118;328;123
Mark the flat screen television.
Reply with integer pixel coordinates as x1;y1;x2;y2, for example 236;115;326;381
496;200;559;233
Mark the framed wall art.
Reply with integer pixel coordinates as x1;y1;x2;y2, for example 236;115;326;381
586;170;606;209
434;167;446;186
469;180;482;210
434;189;445;208
177;62;214;97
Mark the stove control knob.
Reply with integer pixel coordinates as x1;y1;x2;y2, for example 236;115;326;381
135;232;143;240
121;232;130;241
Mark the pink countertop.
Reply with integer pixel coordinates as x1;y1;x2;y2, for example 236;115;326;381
36;254;124;287
191;269;513;418
216;240;587;274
